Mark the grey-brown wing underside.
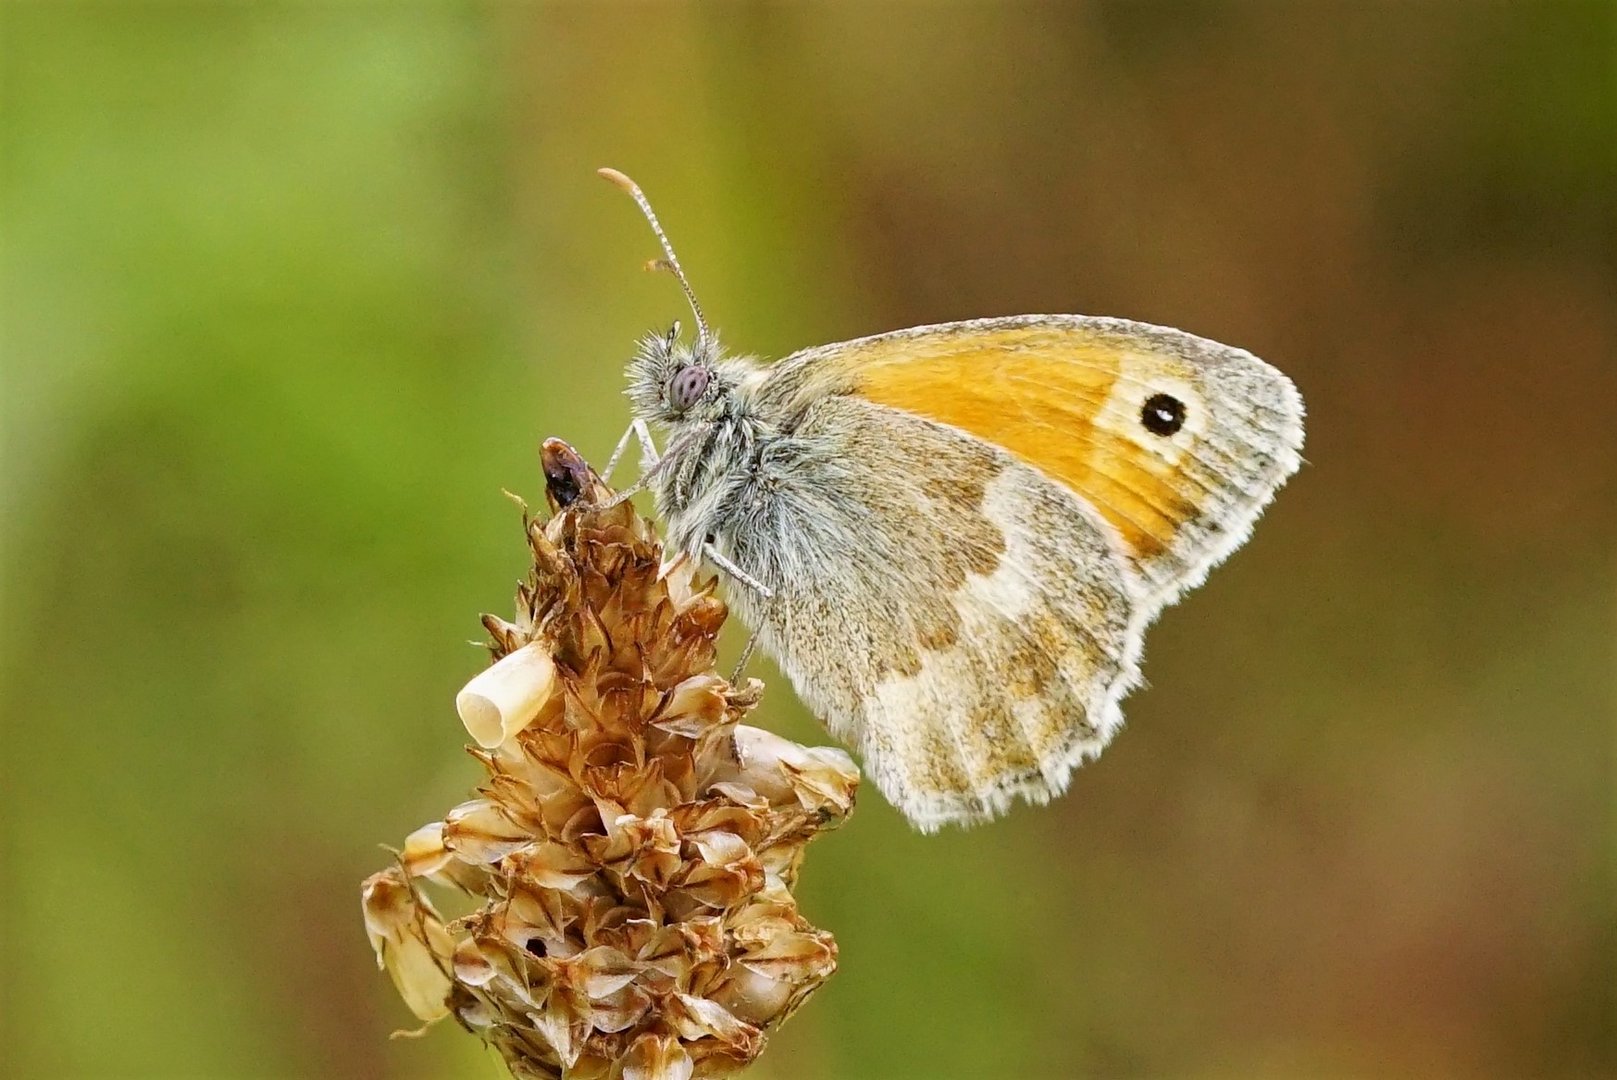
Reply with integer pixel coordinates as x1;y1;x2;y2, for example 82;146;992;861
718;393;1145;830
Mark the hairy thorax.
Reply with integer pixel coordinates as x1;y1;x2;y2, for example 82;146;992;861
653;412;764;563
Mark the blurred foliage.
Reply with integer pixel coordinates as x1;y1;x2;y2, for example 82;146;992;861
2;3;1613;1079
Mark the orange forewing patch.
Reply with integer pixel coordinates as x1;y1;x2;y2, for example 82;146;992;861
840;327;1197;558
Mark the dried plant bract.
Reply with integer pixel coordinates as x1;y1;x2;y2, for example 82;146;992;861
362;438;857;1079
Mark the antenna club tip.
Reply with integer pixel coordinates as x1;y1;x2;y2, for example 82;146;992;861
596;167;638;193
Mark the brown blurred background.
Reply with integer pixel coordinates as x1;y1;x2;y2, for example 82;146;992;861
3;3;1613;1078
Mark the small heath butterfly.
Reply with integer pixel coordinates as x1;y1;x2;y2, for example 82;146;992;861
595;168;1304;831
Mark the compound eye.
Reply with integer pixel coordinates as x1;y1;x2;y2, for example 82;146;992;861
669;366;710;411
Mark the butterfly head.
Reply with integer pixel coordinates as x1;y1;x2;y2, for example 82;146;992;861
626;321;735;425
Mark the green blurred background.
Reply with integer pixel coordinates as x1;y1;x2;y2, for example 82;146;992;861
4;4;1613;1078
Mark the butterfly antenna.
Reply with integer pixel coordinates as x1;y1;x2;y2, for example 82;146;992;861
597;167;710;346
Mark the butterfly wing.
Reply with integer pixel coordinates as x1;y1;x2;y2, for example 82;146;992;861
717;393;1143;830
754;314;1305;610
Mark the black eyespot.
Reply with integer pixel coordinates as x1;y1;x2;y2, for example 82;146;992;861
1141;392;1186;436
669;365;710;411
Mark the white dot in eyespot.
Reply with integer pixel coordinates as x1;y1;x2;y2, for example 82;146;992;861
1141;393;1186;436
1095;372;1204;462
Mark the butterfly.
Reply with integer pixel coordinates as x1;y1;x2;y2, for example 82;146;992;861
595;168;1304;832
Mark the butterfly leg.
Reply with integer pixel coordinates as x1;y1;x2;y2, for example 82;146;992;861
602;427;700;510
702;542;773;599
603;418;660;480
729;634;759;683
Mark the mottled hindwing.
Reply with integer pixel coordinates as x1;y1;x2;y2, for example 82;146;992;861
756;314;1305;611
724;395;1145;830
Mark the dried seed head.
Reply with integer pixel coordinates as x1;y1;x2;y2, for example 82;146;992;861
456;643;558;748
363;439;857;1078
361;867;455;1023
